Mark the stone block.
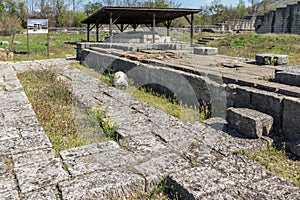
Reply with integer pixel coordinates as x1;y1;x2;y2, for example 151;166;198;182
251;89;283;132
235;86;252;108
60;141;136;176
256;54;288;65
226;107;274;138
14;158;69;193
134;153;190;191
59;170;145;200
282;97;300;141
168;166;235;199
275;71;300;87
194;47;218;55
0;173;19;199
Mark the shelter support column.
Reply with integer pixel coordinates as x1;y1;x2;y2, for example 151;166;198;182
96;22;99;42
87;23;90;42
152;13;156;43
184;14;195;47
190;13;194;47
109;12;113;43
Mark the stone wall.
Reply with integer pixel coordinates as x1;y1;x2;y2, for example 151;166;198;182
256;2;300;34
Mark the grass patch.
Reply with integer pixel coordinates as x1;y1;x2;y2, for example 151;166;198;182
206;33;300;65
235;145;300;185
18;68;107;156
0;33;106;61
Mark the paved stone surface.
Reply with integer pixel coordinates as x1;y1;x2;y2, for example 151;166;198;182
0;59;299;199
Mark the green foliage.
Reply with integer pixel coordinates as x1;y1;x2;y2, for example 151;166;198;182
100;71;115;86
90;107;119;142
208;33;300;65
0;33;96;61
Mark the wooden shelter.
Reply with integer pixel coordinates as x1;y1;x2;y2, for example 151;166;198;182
81;7;201;46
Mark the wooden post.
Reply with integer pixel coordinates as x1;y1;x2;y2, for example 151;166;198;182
190;13;194;47
152;13;156;44
96;22;99;42
110;12;113;43
87;23;90;42
47;32;49;58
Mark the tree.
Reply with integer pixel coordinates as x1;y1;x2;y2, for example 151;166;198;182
84;1;102;16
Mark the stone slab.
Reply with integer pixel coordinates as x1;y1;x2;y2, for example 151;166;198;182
0;133;52;156
0;173;19;200
14;158;69;193
194;47;218;55
134;153;190;191
12;149;54;168
59;170;145;200
21;186;60;200
119;132;171;161
60;141;137;176
226;107;274;138
169;167;235;199
256;54;288;65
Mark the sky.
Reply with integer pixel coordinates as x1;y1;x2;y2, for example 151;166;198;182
179;0;246;8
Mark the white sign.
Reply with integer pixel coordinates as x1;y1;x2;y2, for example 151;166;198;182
27;19;48;34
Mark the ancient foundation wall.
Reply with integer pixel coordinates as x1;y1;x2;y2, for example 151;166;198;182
79;47;300;142
256;2;300;34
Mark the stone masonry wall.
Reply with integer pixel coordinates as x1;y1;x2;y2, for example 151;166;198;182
256;2;300;34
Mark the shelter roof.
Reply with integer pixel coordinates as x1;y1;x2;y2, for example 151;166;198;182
81;7;201;25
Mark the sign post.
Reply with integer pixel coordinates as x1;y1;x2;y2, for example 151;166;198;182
27;19;49;57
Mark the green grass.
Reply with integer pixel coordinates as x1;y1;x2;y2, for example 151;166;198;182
235;145;300;185
18;68;107;156
0;32;106;61
207;33;300;65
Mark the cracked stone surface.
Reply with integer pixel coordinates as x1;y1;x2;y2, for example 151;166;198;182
0;59;299;199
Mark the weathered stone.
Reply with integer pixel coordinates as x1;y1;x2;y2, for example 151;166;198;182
113;71;128;90
134;153;190;191
14;158;69;193
245;176;300;199
119;132;171;161
1;41;9;45
212;155;272;184
21;186;60;200
12;149;54;168
0;173;19;200
169;167;235;199
226;107;274;138
203;117;227;130
194;47;218;55
13;41;21;45
60;141;136;176
0;133;52;156
256;54;288;65
283;97;300;140
59;170;145;200
275;71;300;87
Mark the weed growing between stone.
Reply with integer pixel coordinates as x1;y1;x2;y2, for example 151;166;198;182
235;145;300;185
18;68;107;156
90;107;120;142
